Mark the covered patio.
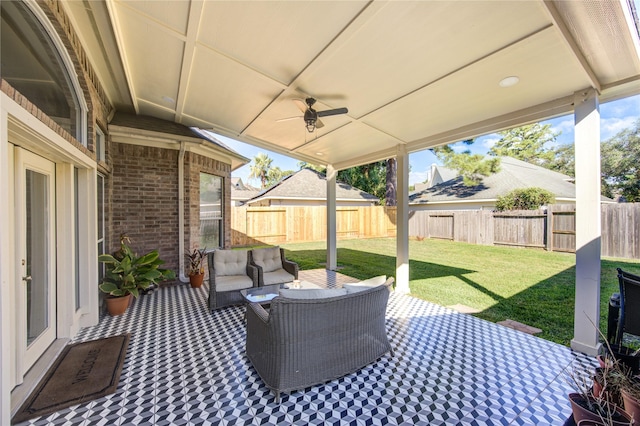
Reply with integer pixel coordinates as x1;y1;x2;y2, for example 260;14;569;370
2;1;640;424
64;0;640;354
17;270;593;426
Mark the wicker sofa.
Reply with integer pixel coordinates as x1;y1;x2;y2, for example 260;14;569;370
245;277;394;402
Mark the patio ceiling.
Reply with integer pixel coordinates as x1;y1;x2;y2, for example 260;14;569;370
64;0;640;170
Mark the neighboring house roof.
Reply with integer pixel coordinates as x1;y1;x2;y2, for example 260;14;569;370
231;177;258;191
427;164;458;188
245;168;379;204
410;156;612;204
109;113;249;169
231;177;260;202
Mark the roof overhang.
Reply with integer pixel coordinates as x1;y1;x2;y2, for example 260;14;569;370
62;0;640;170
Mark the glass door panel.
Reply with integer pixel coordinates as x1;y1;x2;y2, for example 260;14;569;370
25;169;50;345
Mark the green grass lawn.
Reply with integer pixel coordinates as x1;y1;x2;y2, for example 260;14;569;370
278;237;640;346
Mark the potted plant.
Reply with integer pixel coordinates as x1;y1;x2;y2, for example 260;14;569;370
185;247;207;288
567;321;634;426
620;376;640;422
99;234;176;315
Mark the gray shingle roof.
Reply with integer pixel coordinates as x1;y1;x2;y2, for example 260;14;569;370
247;168;379;203
110;112;243;156
410;156;604;204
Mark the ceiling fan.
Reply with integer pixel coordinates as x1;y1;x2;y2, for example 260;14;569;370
279;97;348;133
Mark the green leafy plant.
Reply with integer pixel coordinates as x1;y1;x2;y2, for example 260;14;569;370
99;235;176;298
496;187;555;211
185;247;207;276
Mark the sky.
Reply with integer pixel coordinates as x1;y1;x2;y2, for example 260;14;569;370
214;94;640;187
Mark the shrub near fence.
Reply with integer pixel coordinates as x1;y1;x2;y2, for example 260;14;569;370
230;203;640;260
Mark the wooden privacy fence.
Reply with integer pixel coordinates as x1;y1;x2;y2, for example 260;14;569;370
231;206;396;246
408;203;640;259
230;204;640;259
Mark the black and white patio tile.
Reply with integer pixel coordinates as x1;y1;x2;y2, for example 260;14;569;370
16;273;597;426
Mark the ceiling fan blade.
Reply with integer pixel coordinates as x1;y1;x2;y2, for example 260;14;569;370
316;119;325;129
276;115;302;122
293;99;308;113
317;107;348;117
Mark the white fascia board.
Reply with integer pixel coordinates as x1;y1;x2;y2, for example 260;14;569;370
109;125;249;168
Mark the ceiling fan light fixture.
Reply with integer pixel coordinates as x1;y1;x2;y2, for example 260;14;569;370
305;120;316;133
499;76;520;88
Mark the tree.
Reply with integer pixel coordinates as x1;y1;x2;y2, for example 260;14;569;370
548;143;575;177
431;142;501;186
385;158;397;206
265;167;294;187
337;161;387;202
601;118;640;201
297;161;325;173
489;123;558;167
495;187;555;211
248;153;273;189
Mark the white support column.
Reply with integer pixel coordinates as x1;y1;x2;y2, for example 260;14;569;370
571;87;602;355
326;164;337;270
396;146;410;294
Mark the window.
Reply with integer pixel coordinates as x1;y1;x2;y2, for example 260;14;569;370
96;127;105;162
97;174;105;285
200;173;223;248
1;1;87;144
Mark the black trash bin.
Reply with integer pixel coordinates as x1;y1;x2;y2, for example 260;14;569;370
607;292;620;344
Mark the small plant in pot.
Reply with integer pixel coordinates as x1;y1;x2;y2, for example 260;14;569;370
567;320;635;426
99;234;176;316
185;247;206;288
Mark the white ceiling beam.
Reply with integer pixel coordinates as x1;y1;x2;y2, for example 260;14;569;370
105;0;139;114
542;1;601;93
174;1;205;124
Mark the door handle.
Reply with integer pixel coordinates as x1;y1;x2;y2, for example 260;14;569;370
22;275;32;283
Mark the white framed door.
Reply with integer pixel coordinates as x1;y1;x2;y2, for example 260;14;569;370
14;147;57;373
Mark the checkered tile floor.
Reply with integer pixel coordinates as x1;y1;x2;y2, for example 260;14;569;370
17;270;594;425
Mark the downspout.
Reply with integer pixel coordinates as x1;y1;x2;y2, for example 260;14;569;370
178;142;189;283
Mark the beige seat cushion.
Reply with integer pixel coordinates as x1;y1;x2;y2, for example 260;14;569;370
263;269;294;286
278;288;347;299
214;250;248;276
251;247;282;273
216;275;254;292
344;276;391;294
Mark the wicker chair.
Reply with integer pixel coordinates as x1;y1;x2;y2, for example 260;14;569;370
245;278;394;402
613;268;640;345
249;247;298;286
207;249;258;311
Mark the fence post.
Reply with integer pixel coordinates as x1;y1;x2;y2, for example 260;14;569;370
546;205;553;251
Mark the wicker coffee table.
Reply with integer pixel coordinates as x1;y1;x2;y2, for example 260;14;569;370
241;281;321;304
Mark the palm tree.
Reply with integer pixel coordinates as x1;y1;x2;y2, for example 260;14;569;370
249;153;273;189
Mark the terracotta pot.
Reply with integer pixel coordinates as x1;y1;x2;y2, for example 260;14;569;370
189;273;204;288
622;388;640;421
569;393;633;426
105;294;132;316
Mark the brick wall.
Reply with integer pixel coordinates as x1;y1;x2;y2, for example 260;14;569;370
110;144;180;271
110;145;233;276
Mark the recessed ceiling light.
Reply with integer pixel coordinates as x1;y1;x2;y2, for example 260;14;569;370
499;76;520;88
315;152;324;156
